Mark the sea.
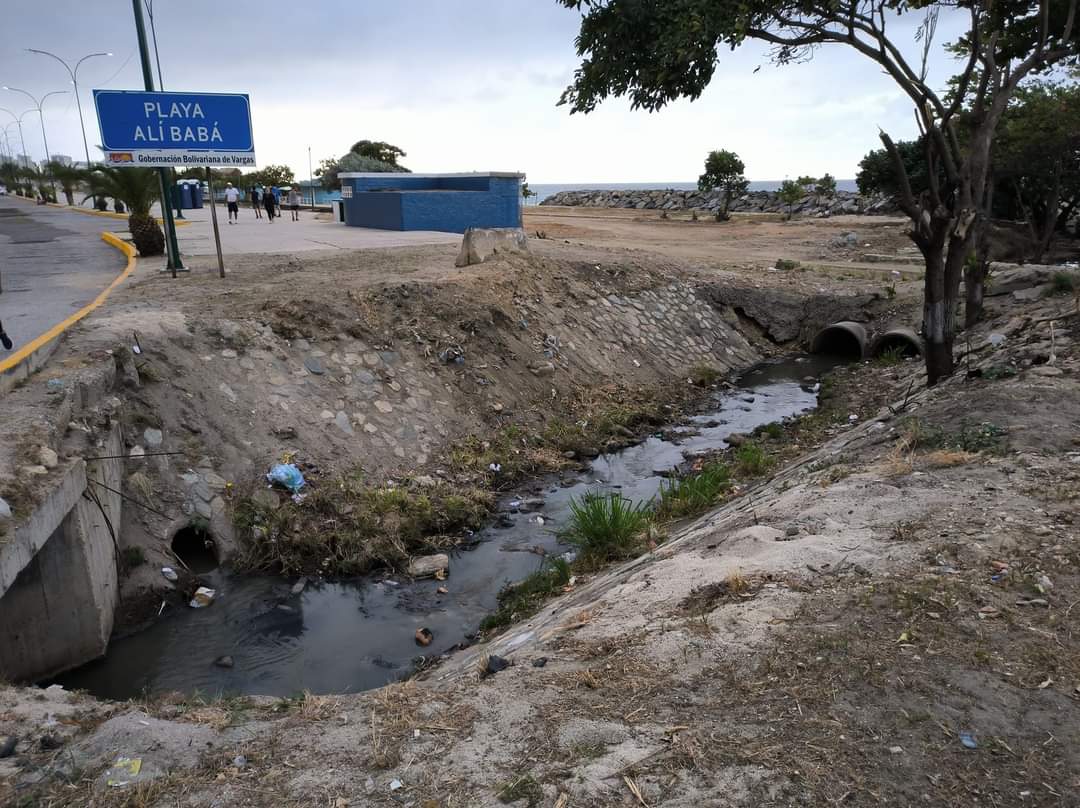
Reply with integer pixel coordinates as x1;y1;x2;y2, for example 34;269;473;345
527;179;858;204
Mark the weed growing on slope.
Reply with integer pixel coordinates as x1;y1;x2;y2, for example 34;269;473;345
480;557;573;632
656;462;731;520
560;491;650;567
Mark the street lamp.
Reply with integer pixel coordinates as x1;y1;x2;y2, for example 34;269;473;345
0;107;33;168
2;87;67;192
27;49;111;167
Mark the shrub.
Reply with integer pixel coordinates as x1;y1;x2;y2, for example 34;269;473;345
874;345;907;366
656;462;731;520
560;491;650;566
1051;271;1076;295
480;557;572;632
689;363;722;387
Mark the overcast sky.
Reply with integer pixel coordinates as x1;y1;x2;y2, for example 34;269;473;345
0;1;968;182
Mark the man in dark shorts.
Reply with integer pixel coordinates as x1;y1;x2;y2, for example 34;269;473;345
262;186;276;221
224;182;240;224
251;186;262;219
287;186;302;221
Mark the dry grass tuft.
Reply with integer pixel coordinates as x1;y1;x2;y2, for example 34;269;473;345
921;449;978;469
127;470;156;503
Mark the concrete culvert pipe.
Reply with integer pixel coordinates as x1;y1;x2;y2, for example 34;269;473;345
810;321;868;359
870;328;924;359
170;524;219;574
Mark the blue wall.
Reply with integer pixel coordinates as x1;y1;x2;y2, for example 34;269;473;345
340;174;521;233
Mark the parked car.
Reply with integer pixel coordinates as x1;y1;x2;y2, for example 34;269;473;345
0;184;8;196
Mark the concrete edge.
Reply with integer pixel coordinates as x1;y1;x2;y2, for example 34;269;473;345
0;231;137;394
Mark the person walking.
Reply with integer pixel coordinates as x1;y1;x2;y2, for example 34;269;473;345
287;185;302;221
250;186;262;219
0;320;12;351
224;182;240;224
262;186;276;221
271;185;282;217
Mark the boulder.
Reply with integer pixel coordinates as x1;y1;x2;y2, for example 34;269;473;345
407;553;449;578
987;263;1078;296
455;227;529;268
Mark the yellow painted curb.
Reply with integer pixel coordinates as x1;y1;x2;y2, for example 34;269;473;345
0;231;138;375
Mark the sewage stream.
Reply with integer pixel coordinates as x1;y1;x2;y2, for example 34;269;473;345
58;355;843;700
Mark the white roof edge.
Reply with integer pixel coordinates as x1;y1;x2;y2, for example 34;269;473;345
338;171;524;179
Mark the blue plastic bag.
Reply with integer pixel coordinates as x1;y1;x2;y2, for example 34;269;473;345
267;463;305;493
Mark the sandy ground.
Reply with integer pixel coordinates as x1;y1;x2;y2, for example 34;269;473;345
3;209;1080;806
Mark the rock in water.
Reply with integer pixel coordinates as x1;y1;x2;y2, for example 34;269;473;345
213;655;234;668
407;554;450;579
415;627;434;646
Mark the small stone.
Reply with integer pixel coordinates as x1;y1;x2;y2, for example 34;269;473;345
221;349;238;359
304;357;325;375
218;383;238;403
143;428;163;448
530;361;556;377
334;411;354;435
374;400;394;414
1029;366;1063;377
213;655;234;668
532;657;548;668
37;446;59;468
291;577;308;595
785;525;799;537
21;465;48;476
408;554;449;578
320;410;334;420
0;736;15;758
415;627;433;646
0;497;12;521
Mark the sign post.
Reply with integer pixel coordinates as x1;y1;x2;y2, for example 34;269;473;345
206;168;225;278
131;0;181;277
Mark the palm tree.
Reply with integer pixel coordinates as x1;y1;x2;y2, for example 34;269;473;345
82;166;165;256
16;164;50;201
47;161;86;206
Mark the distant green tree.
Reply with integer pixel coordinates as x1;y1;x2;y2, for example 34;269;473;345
795;175;817;189
777;179;806;220
316;152;403;190
521;180;538;203
349;140;407;167
251;164;295;187
46;161;84;205
856;140;930;198
697;149;748;220
815;173;837;197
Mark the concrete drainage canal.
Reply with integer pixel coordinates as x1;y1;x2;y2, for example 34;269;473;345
56;354;847;700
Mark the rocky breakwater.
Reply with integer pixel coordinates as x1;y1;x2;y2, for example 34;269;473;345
540;188;899;217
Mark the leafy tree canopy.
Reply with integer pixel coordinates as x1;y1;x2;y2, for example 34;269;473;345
698;149;748;194
349;140;407;167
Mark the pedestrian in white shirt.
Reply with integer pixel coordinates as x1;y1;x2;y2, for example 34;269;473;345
224;182;240;224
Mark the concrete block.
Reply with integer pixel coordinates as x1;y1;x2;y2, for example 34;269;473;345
455;227;529;268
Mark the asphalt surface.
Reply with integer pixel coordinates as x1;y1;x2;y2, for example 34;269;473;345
0;197;128;357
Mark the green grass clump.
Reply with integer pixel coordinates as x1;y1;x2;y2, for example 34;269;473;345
735;442;772;475
120;546;146;570
496;773;542;806
656;462;731;520
480;557;573;632
689;363;723;387
560;491;650;566
874;345;907;366
1051;270;1076;295
902;417;1008;455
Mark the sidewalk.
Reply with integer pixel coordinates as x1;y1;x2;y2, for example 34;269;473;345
168;204;461;256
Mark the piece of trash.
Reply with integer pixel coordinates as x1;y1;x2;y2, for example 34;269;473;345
105;756;142;787
848;413;859;422
415;627;433;646
291;577;308;596
364;777;375;794
161;566;178;582
438;347;463;364
988;333;1005;347
1016;598;1049;607
532;657;548;668
532;515;545;525
413;729;420;739
189;586;216;608
0;736;15;759
959;732;978;749
213;655;234;668
232;755;247;768
436;586;448;595
977;606;1000;619
1036;574;1053;593
889;745;904;754
1038;677;1053;689
390;779;403;791
434;568;447;581
266;463;305;494
488;462;502;473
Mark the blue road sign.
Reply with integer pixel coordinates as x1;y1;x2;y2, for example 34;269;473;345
92;90;255;167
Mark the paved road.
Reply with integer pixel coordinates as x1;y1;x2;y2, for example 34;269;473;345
0;197;128;357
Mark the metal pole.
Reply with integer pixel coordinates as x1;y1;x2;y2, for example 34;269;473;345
27;51;110;167
206;167;225;278
132;0;183;276
308;146;315;209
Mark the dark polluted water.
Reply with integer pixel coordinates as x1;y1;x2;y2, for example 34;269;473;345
57;354;844;700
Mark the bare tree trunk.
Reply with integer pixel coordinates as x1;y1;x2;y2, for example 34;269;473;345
921;245;953;384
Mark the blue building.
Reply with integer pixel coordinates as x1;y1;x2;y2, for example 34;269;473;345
337;172;523;233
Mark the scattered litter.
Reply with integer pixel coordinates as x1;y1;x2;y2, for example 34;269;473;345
267;463;305;494
989;333;1006;347
532;657;548;668
532;515;545;525
232;755;247;769
105;756;142;787
189;587;216;608
438;346;464;364
160;566;178;582
213;655;234;668
1016;598;1049;608
413;729;420;739
415;627;433;646
848;413;859;422
488;462;502;473
959;732;978;750
1036;574;1053;593
436;586;448;595
889;745;904;754
389;779;403;791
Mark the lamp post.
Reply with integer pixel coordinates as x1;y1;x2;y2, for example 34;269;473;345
27;49;111;167
2;88;67;193
0;109;31;168
308;145;315;209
